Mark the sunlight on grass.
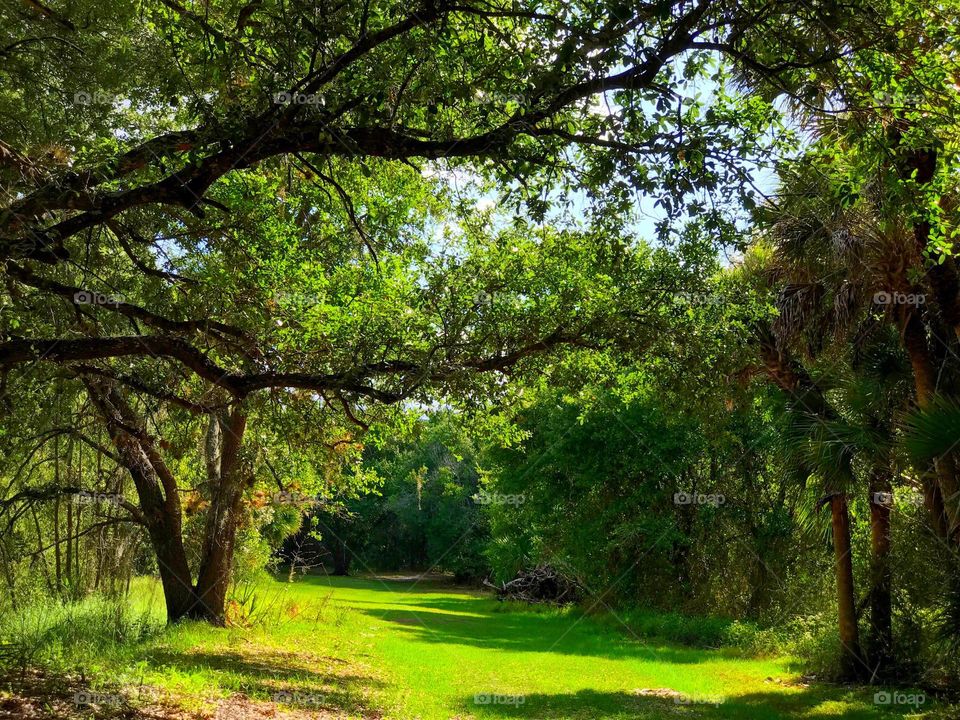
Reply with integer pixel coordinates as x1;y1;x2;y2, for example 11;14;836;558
0;574;939;719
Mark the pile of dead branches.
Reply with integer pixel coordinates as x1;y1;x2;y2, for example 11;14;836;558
484;565;583;605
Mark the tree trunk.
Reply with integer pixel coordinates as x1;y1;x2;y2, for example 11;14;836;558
883;131;960;543
85;379;255;625
746;523;771;619
867;469;893;677
52;435;63;592
65;496;73;591
74;442;84;591
901;311;960;541
758;335;867;676
75;503;84;591
330;537;352;576
902;140;960;337
830;493;863;680
0;544;17;609
52;495;62;592
84;378;199;623
193;407;248;624
150;519;200;623
30;506;54;593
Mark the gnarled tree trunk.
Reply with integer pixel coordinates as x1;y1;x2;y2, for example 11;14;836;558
193;407;248;625
84;378;250;624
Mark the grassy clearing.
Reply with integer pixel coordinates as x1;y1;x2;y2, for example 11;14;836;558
0;575;944;719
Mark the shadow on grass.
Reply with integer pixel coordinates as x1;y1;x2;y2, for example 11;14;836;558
289;576;935;718
347;602;713;665
303;576;711;664
144;647;384;715
298;576;773;658
459;688;916;720
301;574;709;662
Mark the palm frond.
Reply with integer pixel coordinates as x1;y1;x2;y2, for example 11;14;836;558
900;395;960;463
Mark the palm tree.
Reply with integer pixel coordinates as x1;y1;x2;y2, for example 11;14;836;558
752;96;960;671
754;325;865;679
759;132;960;544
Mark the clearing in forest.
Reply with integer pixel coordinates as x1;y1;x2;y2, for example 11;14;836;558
2;575;934;719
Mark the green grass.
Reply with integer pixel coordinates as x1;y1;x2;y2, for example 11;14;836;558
0;574;943;719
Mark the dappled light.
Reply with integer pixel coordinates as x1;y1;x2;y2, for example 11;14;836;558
2;0;960;717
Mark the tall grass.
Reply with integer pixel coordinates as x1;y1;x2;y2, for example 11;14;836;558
0;573;343;677
0;590;165;675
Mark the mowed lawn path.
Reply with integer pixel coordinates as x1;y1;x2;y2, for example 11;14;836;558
166;575;926;720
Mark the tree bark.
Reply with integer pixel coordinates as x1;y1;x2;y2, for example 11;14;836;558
867;468;893;677
30;505;54;593
758;335;866;677
830;493;864;680
65;495;73;590
193;406;248;624
901;140;960;338
150;519;200;623
900;310;959;541
84;379;256;625
0;544;17;609
889;134;960;542
52;494;62;592
83;377;199;623
52;434;63;592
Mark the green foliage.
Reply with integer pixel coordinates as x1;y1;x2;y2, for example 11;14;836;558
1;0;959;703
315;413;490;581
901;397;960;464
479;381;809;620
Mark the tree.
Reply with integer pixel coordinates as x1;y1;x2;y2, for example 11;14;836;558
747;0;960;668
0;0;895;623
2;208;686;622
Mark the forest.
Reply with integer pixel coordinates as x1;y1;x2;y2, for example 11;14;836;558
1;0;959;718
